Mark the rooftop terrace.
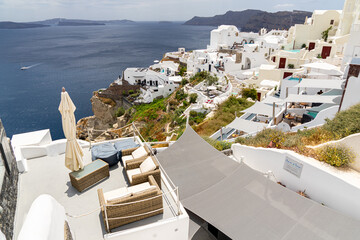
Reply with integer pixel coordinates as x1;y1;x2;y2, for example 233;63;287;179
13;141;182;239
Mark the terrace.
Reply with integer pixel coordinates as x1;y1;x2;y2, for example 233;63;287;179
13;128;188;240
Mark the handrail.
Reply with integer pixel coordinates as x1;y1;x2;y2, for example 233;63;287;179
84;121;181;215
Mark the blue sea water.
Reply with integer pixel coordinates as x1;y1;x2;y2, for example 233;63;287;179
0;22;213;139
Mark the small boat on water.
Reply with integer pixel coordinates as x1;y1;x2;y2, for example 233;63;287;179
21;66;30;70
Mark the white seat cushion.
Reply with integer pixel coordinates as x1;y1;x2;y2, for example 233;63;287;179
127;168;141;184
122;155;134;167
132;146;148;159
140;157;157;173
128;182;151;194
104;187;131;203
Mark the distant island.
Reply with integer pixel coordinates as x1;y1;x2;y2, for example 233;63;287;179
0;21;49;29
184;9;312;32
57;21;105;26
158;21;173;24
0;18;135;29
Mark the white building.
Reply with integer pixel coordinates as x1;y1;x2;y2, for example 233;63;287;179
286;10;342;49
121;68;179;103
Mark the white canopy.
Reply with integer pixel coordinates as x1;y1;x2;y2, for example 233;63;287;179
228;118;267;133
261;96;285;105
241;101;281;116
294;79;344;89
301;62;343;76
260;80;279;88
284;94;340;104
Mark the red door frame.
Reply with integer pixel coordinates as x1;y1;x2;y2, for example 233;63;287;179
321;46;332;59
279;58;286;69
283;72;293;79
309;42;315;51
257;92;261;101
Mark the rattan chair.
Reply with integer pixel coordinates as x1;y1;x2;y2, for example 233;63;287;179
121;145;152;169
98;175;163;232
126;156;161;187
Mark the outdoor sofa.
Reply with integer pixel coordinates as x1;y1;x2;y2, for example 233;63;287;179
98;175;163;232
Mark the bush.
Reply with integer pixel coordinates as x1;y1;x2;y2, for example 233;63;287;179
189;93;198;103
181;78;189;86
323;103;360;139
182;100;189;107
176;89;188;101
179;66;187;76
128;90;134;95
288;64;294;69
241;87;257;100
316;145;354;167
203;136;232;151
301;43;306;49
115;107;125;117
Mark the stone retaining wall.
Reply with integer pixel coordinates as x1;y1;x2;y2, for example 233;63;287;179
0;120;18;239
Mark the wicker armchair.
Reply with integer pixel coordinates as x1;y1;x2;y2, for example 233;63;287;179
121;145;152;169
126;156;161;187
98;175;163;232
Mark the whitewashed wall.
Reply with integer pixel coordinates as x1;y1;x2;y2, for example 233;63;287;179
232;144;360;220
105;212;189;240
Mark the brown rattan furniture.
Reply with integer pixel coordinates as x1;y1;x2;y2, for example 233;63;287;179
98;175;163;232
121;145;152;169
126;156;161;187
69;159;109;192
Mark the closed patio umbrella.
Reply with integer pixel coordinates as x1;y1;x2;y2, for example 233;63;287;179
59;87;84;171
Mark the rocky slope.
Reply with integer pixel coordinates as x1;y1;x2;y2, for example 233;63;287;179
76;81;140;141
184;9;312;32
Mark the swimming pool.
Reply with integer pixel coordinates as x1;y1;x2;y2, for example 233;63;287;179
289;77;301;81
286;49;301;53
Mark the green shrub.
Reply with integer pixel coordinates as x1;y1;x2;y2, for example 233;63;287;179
241;87;257;100
179;66;187;76
128;90;134;95
183;100;190;107
316;145;354;167
323;103;360;139
115;107;125;117
176;89;188;101
189;93;198;103
301;43;306;49
203;136;232;151
288;64;294;69
181;78;189;86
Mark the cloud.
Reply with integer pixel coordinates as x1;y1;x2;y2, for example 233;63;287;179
274;3;295;9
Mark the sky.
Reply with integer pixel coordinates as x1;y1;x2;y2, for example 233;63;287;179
0;0;345;22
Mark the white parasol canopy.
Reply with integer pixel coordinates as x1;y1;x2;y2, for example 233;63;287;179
59;88;84;171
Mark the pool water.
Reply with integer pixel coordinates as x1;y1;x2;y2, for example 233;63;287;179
286;49;301;53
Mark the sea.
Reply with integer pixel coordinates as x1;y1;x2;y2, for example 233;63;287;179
0;22;214;139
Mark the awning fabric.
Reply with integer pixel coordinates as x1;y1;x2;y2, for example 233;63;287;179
157;126;360;240
241;101;281;116
262;96;285;105
284;94;340;104
301;62;343;75
227;118;267;133
294;79;344;89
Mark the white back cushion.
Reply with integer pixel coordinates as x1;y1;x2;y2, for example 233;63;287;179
132;146;148;159
140;157;156;173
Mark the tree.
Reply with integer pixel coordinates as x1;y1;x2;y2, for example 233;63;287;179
179;66;187;76
241;87;257;100
321;26;332;42
189;93;198;103
205;75;218;86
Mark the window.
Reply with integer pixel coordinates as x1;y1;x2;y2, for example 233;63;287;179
330;19;334;25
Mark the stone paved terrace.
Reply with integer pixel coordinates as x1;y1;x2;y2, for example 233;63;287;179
13;145;177;240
